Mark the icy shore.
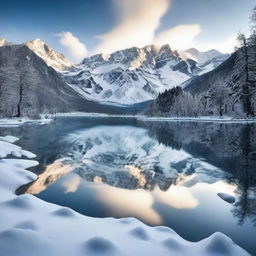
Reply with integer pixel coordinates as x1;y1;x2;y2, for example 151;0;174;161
0;117;52;127
52;112;256;123
0;136;251;256
1;113;256;127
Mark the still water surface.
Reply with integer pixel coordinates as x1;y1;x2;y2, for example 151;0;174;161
1;117;256;255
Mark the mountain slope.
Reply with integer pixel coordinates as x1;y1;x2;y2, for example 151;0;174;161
0;44;153;117
184;52;236;96
0;44;87;117
25;39;73;70
183;48;229;74
147;44;256;117
63;44;227;105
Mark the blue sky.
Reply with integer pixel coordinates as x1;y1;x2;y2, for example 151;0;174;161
0;0;255;62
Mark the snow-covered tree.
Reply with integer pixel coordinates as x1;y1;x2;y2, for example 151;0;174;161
249;5;256;42
170;92;203;117
227;32;254;117
146;87;183;116
207;83;231;117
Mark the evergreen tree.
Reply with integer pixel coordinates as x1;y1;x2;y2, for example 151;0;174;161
235;32;254;117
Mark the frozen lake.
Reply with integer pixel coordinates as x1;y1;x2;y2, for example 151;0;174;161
1;116;256;255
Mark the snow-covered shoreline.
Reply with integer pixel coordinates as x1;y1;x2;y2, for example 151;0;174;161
0;136;251;255
51;112;256;123
1;113;256;127
0;117;52;127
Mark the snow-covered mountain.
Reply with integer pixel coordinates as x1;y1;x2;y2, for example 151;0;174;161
0;37;229;106
63;44;229;104
0;43;117;118
25;39;73;70
183;48;229;74
148;43;256;118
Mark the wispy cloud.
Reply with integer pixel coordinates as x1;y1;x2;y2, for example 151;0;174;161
95;0;170;54
154;24;201;50
57;32;87;61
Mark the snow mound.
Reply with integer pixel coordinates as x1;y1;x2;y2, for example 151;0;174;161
0;228;54;256
0;139;251;256
4;195;34;210
83;237;119;256
15;220;39;231
202;232;239;255
0;135;19;143
52;208;77;218
0;141;35;158
129;227;150;241
162;237;184;252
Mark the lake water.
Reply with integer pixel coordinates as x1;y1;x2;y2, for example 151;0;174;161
1;117;256;255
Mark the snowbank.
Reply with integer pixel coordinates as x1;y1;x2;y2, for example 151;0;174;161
0;136;251;256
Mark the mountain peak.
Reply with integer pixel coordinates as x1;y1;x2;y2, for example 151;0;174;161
159;44;172;52
29;38;44;43
185;48;200;56
184;47;229;67
25;38;73;70
157;44;174;57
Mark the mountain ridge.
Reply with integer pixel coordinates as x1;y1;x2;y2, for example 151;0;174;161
25;39;73;70
63;43;228;105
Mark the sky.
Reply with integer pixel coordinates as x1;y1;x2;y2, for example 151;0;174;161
0;0;255;62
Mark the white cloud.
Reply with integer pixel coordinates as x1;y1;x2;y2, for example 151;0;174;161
194;35;237;54
57;32;87;61
95;0;170;54
154;24;201;50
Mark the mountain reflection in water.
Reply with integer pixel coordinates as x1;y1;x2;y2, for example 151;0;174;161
2;117;255;255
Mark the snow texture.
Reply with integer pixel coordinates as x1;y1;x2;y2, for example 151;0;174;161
0;137;251;256
25;39;73;71
62;44;228;105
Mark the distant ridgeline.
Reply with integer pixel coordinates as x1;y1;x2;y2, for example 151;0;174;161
147;36;256;118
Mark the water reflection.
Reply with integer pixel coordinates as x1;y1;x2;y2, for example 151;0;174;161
89;181;162;225
145;122;256;223
2;117;255;255
153;186;199;209
23;161;74;195
62;174;81;193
